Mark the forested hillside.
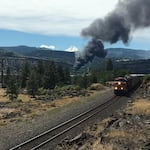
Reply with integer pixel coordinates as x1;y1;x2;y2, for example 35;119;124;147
1;46;150;73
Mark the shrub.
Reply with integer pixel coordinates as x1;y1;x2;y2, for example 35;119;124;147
38;88;49;95
143;74;150;83
89;83;105;91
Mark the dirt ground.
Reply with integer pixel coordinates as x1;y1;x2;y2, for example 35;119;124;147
0;84;106;127
1;83;149;150
0;84;113;150
56;85;150;150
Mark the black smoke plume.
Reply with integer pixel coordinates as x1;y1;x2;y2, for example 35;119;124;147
74;0;150;70
74;38;106;70
82;0;150;44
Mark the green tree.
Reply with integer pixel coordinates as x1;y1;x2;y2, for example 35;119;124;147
20;61;30;88
114;69;129;78
4;67;11;87
6;76;19;101
27;70;38;97
63;67;71;84
90;73;97;83
73;75;89;89
143;74;150;83
106;59;113;71
55;65;64;86
43;62;56;89
36;60;44;87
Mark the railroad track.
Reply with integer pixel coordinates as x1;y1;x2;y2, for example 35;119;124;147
10;96;120;150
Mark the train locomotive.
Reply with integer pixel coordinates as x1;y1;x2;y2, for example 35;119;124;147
114;74;141;96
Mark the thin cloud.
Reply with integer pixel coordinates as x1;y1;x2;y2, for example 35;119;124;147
0;0;149;40
40;44;55;50
0;0;118;36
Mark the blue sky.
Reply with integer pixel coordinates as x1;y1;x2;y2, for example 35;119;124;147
0;0;150;51
0;29;88;50
0;29;150;51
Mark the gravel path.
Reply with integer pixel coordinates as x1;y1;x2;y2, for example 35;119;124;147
0;88;114;150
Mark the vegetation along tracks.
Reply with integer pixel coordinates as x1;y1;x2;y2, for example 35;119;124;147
9;96;120;150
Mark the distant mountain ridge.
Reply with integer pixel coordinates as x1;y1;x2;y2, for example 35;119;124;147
0;46;150;73
106;48;150;60
0;46;75;65
1;46;150;60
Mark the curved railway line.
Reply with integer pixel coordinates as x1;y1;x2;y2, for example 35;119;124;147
10;96;120;150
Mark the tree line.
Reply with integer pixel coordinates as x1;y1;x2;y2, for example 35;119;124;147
3;58;129;101
4;60;71;100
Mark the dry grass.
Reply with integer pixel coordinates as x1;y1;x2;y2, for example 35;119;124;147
77;98;150;150
18;94;31;102
79;137;119;150
106;129;130;138
0;88;9;102
125;99;150;115
86;118;112;136
92;142;115;150
54;88;108;108
54;97;79;107
77;118;117;150
78;141;115;150
0;120;7;126
89;83;106;91
0;87;108;127
87;99;150;150
0;108;16;114
104;126;148;142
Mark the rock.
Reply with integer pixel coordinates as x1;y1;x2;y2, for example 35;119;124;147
118;120;125;127
128;100;132;103
90;124;97;131
111;118;122;128
62;132;93;147
2;112;19;119
135;115;141;121
143;142;150;150
144;120;150;124
126;120;132;125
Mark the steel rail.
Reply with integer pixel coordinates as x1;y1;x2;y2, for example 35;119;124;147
10;95;119;150
31;96;119;150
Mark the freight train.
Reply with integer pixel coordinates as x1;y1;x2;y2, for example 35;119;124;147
114;74;143;96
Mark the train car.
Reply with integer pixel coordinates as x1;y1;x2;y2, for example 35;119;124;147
114;77;128;95
114;74;141;96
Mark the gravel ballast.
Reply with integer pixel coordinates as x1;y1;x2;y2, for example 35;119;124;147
0;88;113;149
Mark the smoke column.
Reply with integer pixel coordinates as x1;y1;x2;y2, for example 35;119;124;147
74;38;106;70
75;0;150;70
82;0;150;43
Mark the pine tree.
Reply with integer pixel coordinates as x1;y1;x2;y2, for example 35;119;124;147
75;75;89;89
36;60;44;87
6;76;19;101
56;65;64;86
27;70;38;97
106;58;113;71
43;62;56;89
4;67;11;87
63;67;71;84
20;61;30;88
90;73;97;83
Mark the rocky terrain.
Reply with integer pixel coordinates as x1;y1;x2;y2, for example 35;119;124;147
0;84;111;149
56;83;150;150
0;82;149;150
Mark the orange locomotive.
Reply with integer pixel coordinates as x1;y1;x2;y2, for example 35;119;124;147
114;75;140;96
114;77;128;95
